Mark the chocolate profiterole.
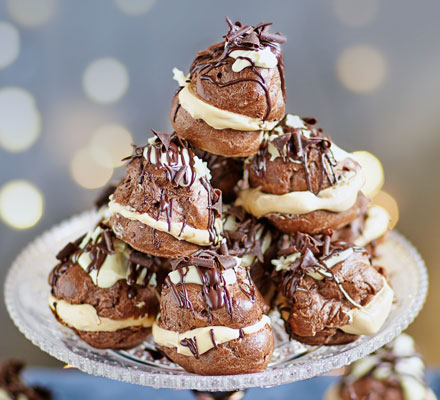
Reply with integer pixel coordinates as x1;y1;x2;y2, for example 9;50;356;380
108;131;222;258
0;360;51;400
274;232;394;346
194;148;243;203
237;115;384;234
49;222;160;349
152;249;273;375
171;18;286;157
325;333;437;400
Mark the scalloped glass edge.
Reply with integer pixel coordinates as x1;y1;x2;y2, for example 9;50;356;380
4;210;428;392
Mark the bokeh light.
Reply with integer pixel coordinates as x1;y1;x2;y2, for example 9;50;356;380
82;58;129;104
89;124;133;168
332;0;379;27
0;22;20;69
114;0;156;16
372;190;399;229
70;147;114;189
0;87;41;152
0;180;44;229
6;0;57;28
336;45;387;94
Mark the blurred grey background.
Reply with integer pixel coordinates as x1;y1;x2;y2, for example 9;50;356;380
0;0;439;367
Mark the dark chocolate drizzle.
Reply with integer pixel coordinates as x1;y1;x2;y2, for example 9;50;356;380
180;336;200;359
252;116;339;195
277;232;367;302
163;249;241;321
122;131;222;243
176;19;285;122
49;222;159;291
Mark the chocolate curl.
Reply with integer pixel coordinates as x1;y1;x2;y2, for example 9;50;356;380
151;129;172;150
215;254;237;270
56;242;79;262
130;251;154;269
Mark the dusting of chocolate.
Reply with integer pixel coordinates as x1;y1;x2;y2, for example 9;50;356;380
181;19;285;121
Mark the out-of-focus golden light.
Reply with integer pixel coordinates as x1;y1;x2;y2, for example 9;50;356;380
82;58;129;104
89;124;133;168
114;0;156;16
6;0;57;28
332;0;379;27
372;190;399;229
336;45;387;94
0;22;20;69
0;180;44;229
0;87;41;152
70;147;114;189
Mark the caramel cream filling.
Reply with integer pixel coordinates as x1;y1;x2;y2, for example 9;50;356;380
354;205;390;247
340;278;394;335
167;265;237;286
236;168;365;218
109;197;222;246
49;295;155;332
173;68;279;132
152;314;271;357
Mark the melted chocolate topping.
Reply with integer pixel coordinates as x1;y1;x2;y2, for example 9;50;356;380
164;249;240;320
180;336;200;359
252;116;339;195
277;232;367;302
122;131;222;243
49;223;159;291
177;19;285;122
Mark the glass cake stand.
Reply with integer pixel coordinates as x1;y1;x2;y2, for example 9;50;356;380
4;210;428;393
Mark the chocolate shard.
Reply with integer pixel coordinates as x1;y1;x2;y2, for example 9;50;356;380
272;132;291;154
215;254;237;270
56;242;78;262
130;251;154;269
152;129;172;150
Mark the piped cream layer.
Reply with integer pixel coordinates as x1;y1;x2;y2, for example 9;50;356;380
354;205;390;247
109;198;222;246
340;278;394;335
152;315;271;357
49;295;155;332
236;169;365;218
173;68;279;132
